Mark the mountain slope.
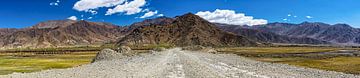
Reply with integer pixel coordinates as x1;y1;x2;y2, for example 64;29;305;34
217;24;330;44
117;13;259;47
252;22;360;45
0;20;125;48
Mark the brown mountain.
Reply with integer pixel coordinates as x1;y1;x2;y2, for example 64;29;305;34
0;20;125;48
117;13;259;47
216;24;330;44
251;22;360;45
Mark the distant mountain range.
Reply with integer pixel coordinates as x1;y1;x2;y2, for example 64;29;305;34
247;22;360;45
0;20;126;49
1;13;360;49
216;23;330;45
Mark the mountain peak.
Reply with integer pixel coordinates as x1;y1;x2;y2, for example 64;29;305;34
32;20;77;29
173;12;211;27
117;13;258;47
177;12;202;19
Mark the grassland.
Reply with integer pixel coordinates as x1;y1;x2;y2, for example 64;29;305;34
217;47;360;75
217;47;343;54
0;51;97;75
0;44;166;75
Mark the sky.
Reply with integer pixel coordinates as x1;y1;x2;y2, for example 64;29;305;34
0;0;360;28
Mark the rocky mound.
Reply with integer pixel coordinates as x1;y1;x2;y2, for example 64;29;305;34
117;13;259;47
91;49;123;63
92;46;135;63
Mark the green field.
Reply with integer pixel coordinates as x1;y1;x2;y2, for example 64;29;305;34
0;52;97;75
217;47;360;75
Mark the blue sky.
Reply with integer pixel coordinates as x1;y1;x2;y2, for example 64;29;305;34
0;0;359;28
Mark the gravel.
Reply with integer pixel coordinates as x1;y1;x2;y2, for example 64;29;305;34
1;48;359;78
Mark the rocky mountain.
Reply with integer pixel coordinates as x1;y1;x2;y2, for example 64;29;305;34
0;20;126;49
117;13;259;47
250;22;360;45
0;28;19;37
122;17;175;34
216;24;330;44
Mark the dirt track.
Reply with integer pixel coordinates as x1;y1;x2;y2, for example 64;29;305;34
1;48;359;78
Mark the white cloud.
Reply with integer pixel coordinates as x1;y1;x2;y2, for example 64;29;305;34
306;16;313;19
283;18;288;21
157;14;164;17
140;11;158;18
287;14;292;17
106;0;146;15
88;17;93;19
50;2;59;6
293;16;297;18
195;9;267;26
68;16;78;20
88;10;98;15
73;0;126;11
50;0;60;6
142;9;150;12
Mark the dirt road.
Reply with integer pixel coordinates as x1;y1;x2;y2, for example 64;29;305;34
1;48;359;78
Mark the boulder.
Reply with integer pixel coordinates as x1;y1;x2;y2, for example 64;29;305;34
116;46;136;56
116;46;132;53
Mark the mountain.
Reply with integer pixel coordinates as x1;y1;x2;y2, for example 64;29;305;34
123;16;175;34
216;24;330;44
117;13;259;47
0;20;126;49
250;22;360;45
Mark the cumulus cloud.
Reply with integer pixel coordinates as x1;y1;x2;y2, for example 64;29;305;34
140;11;158;18
105;0;146;15
73;0;126;11
196;9;267;26
68;16;78;20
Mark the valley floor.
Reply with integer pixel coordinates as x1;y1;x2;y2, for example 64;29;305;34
1;48;359;78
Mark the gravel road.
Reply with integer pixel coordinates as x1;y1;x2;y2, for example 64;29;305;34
1;48;359;78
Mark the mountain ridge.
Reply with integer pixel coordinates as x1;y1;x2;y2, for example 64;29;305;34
0;20;126;49
117;13;259;47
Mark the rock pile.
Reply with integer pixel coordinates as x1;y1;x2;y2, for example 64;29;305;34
92;46;135;63
91;49;123;63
